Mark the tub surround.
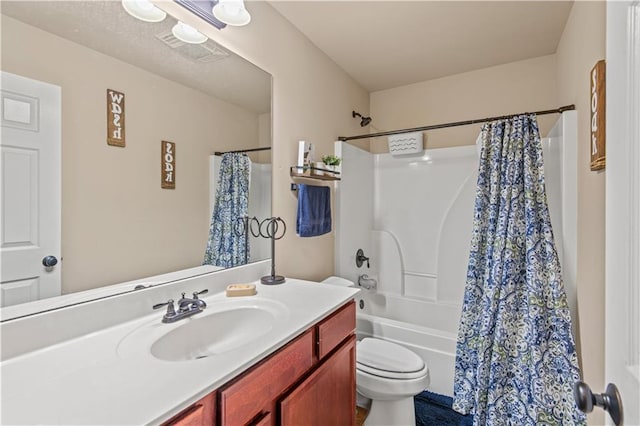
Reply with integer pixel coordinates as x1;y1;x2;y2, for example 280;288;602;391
0;264;358;425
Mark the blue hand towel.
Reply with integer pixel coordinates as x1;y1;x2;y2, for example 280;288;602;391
296;184;331;237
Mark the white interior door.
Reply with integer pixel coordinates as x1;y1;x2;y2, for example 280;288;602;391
605;1;640;424
0;71;61;307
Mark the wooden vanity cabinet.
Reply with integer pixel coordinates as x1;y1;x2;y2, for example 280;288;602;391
164;300;355;426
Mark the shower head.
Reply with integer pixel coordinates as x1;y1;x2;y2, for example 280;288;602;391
352;110;372;127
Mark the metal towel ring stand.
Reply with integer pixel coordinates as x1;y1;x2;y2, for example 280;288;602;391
234;216;250;265
249;217;286;285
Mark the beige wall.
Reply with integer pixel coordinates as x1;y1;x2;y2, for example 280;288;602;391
2;16;260;293
556;2;606;424
370;54;558;152
158;2;370;282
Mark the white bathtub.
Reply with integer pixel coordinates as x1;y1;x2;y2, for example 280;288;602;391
356;312;457;397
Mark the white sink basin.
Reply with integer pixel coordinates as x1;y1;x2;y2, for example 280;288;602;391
117;297;290;362
152;307;276;361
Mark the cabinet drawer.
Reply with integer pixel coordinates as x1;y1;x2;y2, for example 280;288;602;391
317;301;355;359
163;392;216;426
219;330;314;425
250;411;272;426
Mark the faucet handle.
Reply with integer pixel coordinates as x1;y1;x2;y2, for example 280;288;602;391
153;299;176;315
356;249;370;268
192;289;208;299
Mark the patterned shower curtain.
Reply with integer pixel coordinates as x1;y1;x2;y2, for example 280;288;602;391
203;153;251;268
453;114;585;425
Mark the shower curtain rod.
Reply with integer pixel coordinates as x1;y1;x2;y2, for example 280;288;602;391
337;104;576;142
214;146;271;155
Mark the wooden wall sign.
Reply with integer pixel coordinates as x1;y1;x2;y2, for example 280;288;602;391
590;60;606;171
107;89;125;147
161;141;176;189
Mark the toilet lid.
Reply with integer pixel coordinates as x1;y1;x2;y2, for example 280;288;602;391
357;338;427;379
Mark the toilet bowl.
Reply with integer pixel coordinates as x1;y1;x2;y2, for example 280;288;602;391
321;277;429;426
356;337;429;426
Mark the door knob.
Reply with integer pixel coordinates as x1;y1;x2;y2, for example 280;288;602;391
574;381;623;425
42;255;58;267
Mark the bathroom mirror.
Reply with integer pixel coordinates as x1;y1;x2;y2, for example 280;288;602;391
0;1;272;318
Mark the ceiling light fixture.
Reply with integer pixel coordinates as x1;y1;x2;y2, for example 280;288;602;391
121;0;167;23
212;0;251;27
172;21;208;44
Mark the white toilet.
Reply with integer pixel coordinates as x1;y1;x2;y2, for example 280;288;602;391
321;277;430;426
357;337;429;425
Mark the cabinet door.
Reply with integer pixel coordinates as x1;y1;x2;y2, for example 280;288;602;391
280;335;356;426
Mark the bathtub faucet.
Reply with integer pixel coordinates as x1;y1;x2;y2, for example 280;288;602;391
357;274;377;290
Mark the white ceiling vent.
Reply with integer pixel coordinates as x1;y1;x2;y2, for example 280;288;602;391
155;30;229;63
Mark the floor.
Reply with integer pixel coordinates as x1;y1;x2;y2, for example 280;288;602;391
355;406;368;426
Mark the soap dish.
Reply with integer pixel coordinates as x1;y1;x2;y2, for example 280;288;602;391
226;284;257;297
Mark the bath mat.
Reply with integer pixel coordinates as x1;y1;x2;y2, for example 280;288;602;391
414;390;473;426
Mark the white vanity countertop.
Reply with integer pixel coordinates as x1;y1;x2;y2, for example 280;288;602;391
0;279;358;425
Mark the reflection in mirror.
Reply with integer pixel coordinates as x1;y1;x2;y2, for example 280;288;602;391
0;1;272;318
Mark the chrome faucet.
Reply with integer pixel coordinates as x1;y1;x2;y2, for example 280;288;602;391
177;290;208;311
153;289;208;323
357;274;377;290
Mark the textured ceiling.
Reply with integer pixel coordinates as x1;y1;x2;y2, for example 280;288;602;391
4;1;573;104
269;1;574;92
1;1;271;113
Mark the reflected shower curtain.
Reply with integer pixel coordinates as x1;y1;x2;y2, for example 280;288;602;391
453;114;585;425
203;153;251;268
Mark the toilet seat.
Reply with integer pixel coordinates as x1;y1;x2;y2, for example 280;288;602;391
357;338;427;380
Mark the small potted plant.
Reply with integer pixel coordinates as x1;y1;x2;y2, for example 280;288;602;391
321;155;341;175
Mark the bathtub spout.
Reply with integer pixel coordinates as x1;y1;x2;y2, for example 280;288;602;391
358;274;377;290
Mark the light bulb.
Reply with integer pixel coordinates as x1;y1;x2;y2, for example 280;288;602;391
121;0;166;23
212;0;251;27
172;21;208;44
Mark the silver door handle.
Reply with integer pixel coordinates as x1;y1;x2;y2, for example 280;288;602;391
42;255;58;267
574;381;623;425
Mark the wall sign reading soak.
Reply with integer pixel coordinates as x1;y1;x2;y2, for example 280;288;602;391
590;60;606;171
107;89;125;147
161;141;176;189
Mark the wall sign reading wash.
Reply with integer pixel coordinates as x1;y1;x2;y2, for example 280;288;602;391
107;89;125;147
590;60;606;171
162;141;176;189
